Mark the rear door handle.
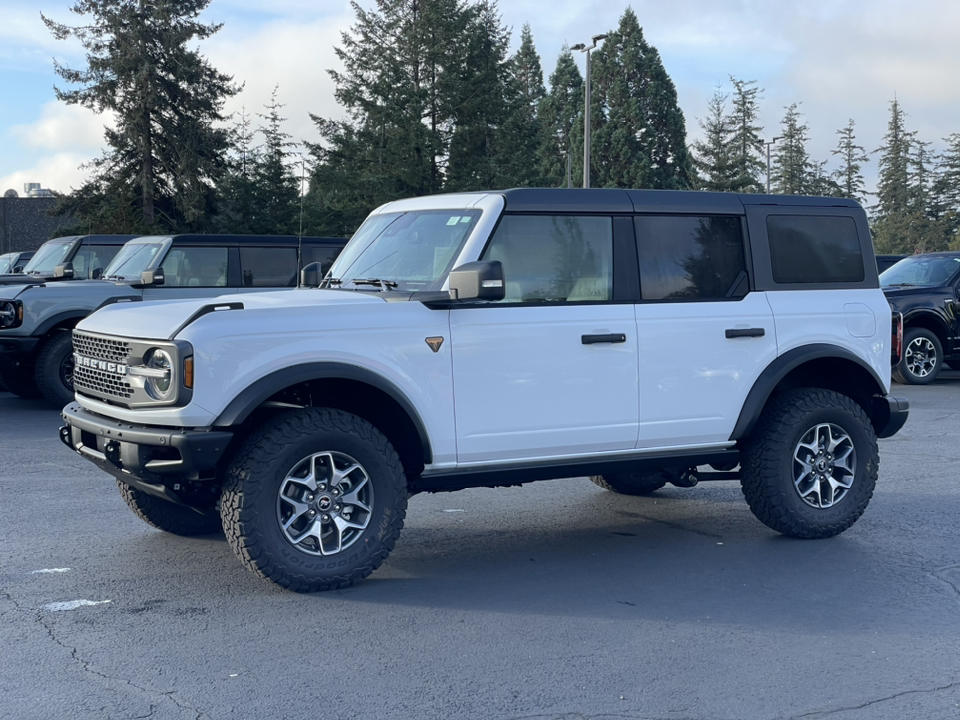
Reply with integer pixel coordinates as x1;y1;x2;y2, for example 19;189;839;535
725;328;765;339
582;333;626;345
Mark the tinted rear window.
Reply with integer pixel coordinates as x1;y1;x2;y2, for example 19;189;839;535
635;215;746;300
768;216;863;284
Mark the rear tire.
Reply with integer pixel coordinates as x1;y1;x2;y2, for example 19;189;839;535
590;471;667;496
740;388;878;538
220;408;408;592
35;332;76;406
117;480;223;536
893;327;942;384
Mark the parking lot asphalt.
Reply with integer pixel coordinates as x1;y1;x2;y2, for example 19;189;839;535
2;378;960;720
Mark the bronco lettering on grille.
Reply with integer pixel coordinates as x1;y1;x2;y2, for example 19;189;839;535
73;353;128;376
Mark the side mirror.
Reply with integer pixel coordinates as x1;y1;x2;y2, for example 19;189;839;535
300;262;323;288
53;262;74;279
92;267;103;280
448;261;505;302
140;268;165;286
12;265;23;274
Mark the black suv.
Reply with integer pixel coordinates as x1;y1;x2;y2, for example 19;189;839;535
882;252;960;384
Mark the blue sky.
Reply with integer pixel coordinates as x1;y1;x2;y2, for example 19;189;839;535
2;0;958;197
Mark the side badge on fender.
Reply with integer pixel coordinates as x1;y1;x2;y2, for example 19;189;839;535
425;337;444;353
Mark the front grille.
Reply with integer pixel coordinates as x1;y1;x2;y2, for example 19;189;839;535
72;331;133;400
73;332;131;364
73;364;133;399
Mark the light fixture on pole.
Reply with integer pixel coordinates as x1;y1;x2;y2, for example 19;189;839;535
571;34;608;189
765;136;781;194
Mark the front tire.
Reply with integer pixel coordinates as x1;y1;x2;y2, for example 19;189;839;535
35;331;76;406
117;481;222;536
590;471;667;496
893;327;943;384
220;408;408;592
740;388;878;539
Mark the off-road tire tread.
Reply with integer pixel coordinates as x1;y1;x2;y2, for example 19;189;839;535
117;480;223;536
35;331;75;406
740;388;878;539
589;472;667;496
220;408;407;593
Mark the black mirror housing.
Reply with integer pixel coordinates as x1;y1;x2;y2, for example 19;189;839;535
300;261;323;288
53;262;74;279
448;261;505;301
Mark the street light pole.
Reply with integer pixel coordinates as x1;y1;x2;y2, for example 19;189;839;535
571;34;608;189
765;136;781;193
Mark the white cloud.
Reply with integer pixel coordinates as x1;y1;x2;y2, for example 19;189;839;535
0;152;93;196
11;102;110;152
206;15;350;149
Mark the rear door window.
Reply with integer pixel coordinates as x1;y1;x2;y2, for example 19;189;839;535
635;215;747;300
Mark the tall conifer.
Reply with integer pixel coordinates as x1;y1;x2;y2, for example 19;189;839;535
43;0;237;232
588;9;693;190
726;77;765;193
771;103;812;195
691;87;738;191
830;120;869;202
537;48;583;187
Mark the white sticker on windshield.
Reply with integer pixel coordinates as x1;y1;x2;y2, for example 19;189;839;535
459;216;471;223
447;216;461;226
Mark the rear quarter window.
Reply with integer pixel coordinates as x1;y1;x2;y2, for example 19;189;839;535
768;215;864;284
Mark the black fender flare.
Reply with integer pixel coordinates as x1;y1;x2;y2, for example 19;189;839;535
34;311;91;339
730;344;886;441
902;308;950;338
214;362;433;464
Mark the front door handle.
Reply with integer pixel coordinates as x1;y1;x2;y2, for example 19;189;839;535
725;328;765;339
582;333;626;345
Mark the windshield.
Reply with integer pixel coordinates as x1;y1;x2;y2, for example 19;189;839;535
103;243;165;281
880;255;960;288
0;253;17;274
327;210;481;292
22;240;75;275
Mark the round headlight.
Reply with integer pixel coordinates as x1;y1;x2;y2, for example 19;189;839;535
143;348;174;400
0;301;18;329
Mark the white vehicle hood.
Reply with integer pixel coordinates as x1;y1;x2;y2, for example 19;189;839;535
76;289;387;341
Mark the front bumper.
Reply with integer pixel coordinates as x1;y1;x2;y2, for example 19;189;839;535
874;395;910;438
0;335;39;357
60;402;233;497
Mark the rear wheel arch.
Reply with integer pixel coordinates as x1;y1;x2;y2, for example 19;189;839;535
732;345;886;442
902;311;949;349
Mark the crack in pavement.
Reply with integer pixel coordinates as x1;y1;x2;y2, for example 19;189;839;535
789;680;960;718
1;589;209;720
932;565;960;596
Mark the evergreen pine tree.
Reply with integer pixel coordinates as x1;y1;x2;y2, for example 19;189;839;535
937;133;960;249
445;1;512;191
691;87;738;191
494;24;547;187
304;0;474;235
726;77;765;193
588;8;694;190
43;0;238;232
872;98;915;252
771;103;812;195
537;47;583;187
830;119;869;202
216;107;260;234
250;88;301;236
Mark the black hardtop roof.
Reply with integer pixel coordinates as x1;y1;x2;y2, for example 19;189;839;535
496;188;862;214
46;234;139;245
129;234;346;246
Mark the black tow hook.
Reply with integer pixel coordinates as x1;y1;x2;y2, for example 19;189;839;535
58;425;74;450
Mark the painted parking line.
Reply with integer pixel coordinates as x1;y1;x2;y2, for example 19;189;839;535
43;600;112;612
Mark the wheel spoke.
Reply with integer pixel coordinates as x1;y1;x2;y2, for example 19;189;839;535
792;422;857;509
280;497;310;531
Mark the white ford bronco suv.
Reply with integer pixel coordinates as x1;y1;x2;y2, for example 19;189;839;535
60;189;909;592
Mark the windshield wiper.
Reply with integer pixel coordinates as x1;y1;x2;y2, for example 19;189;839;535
320;277;343;288
885;283;917;287
349;278;398;291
